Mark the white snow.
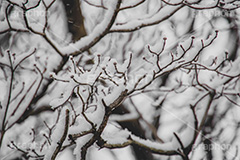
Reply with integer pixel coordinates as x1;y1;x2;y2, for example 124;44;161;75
49;81;76;108
110;112;138;122
103;84;125;106
102;129;130;144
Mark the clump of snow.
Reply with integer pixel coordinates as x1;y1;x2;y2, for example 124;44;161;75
86;101;105;128
69;117;92;135
49;81;76;108
110;112;138;122
103;84;125;106
73;69;101;85
102;129;130;144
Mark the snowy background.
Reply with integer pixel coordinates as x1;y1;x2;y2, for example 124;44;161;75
0;0;240;160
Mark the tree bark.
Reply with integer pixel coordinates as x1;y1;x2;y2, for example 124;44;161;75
62;0;87;42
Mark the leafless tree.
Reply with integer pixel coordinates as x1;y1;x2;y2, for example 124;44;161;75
0;0;240;160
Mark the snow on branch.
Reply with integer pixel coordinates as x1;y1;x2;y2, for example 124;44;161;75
1;1;240;159
110;5;183;32
162;0;240;10
41;30;240;159
51;0;122;56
